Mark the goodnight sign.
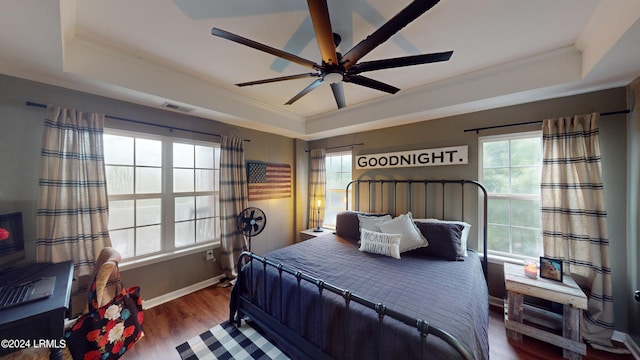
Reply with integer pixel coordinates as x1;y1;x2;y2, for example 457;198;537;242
356;146;468;169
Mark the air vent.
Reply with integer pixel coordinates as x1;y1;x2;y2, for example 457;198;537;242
161;102;195;113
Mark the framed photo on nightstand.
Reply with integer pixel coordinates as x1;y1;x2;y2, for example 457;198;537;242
539;256;563;282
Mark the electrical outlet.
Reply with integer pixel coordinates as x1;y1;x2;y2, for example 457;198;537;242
206;249;215;261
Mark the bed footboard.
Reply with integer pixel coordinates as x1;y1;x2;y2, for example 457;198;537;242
231;251;475;360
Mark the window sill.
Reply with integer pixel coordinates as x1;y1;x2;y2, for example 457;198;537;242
119;242;220;271
485;253;533;266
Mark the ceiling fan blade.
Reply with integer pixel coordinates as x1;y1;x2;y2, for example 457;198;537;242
341;0;440;70
344;75;400;94
212;27;321;70
285;78;324;105
348;51;453;74
307;0;339;66
236;73;320;87
330;82;346;109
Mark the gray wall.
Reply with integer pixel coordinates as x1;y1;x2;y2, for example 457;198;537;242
628;78;640;345
0;74;297;300
294;139;309;242
310;87;634;335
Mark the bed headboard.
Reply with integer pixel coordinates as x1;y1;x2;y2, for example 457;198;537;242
346;179;488;279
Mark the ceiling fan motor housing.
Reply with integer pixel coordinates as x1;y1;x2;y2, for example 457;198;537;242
324;72;343;84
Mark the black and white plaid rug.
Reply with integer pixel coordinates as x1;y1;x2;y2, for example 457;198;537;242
175;320;290;360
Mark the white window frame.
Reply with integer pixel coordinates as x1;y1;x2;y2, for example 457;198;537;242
104;129;221;270
323;151;352;229
478;130;542;262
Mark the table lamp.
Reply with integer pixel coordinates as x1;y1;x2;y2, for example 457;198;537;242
313;199;323;232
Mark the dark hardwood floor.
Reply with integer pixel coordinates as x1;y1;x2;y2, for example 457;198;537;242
123;285;634;360
124;284;231;360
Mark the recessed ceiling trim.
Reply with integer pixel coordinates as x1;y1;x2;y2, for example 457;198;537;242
2;1;638;141
306;46;582;135
63;36;308;135
576;1;640;78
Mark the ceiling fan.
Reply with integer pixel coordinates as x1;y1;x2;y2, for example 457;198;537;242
211;0;452;109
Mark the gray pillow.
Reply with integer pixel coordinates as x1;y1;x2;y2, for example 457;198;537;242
377;212;428;253
414;218;471;256
411;222;465;260
358;213;393;233
335;211;390;241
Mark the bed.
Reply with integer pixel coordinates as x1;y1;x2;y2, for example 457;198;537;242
230;179;489;359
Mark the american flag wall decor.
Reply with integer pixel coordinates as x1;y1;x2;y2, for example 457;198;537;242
247;162;291;201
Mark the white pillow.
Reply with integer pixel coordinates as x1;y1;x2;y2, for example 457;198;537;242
377;212;428;253
359;229;401;259
414;218;470;256
357;214;392;233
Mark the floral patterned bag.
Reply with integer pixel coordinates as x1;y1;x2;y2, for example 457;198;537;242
64;268;144;360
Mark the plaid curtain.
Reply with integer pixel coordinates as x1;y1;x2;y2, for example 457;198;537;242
219;136;248;278
36;105;112;316
308;149;326;229
541;113;616;350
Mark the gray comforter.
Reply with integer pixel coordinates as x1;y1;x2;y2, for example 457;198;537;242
231;233;489;359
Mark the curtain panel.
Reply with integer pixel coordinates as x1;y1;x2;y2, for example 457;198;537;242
308;149;326;229
219;136;248;278
36;105;112;316
540;113;616;350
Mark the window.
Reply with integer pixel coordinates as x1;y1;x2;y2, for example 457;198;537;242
104;130;220;260
323;151;352;228
479;131;542;259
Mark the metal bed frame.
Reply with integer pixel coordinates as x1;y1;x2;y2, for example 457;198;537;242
232;179;488;359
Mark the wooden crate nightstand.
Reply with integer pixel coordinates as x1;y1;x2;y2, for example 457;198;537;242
504;262;588;359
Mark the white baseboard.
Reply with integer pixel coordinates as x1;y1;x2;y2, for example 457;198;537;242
142;274;226;309
613;330;627;343
489;295;504;308
629;338;640;360
614;331;640;359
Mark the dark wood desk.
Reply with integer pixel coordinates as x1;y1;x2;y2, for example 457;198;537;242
0;261;74;360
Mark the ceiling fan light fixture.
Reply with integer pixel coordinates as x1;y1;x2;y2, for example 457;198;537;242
211;0;451;109
323;72;343;84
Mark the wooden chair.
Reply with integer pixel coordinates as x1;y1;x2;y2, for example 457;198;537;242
84;246;122;312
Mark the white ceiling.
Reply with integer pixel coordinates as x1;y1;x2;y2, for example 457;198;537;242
1;0;639;140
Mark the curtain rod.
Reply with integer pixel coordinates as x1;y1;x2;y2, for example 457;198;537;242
25;101;250;142
305;142;364;152
463;109;630;134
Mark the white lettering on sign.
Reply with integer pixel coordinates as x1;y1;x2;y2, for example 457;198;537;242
355;146;468;169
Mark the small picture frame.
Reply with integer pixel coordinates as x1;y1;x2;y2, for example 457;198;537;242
539;256;563;282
